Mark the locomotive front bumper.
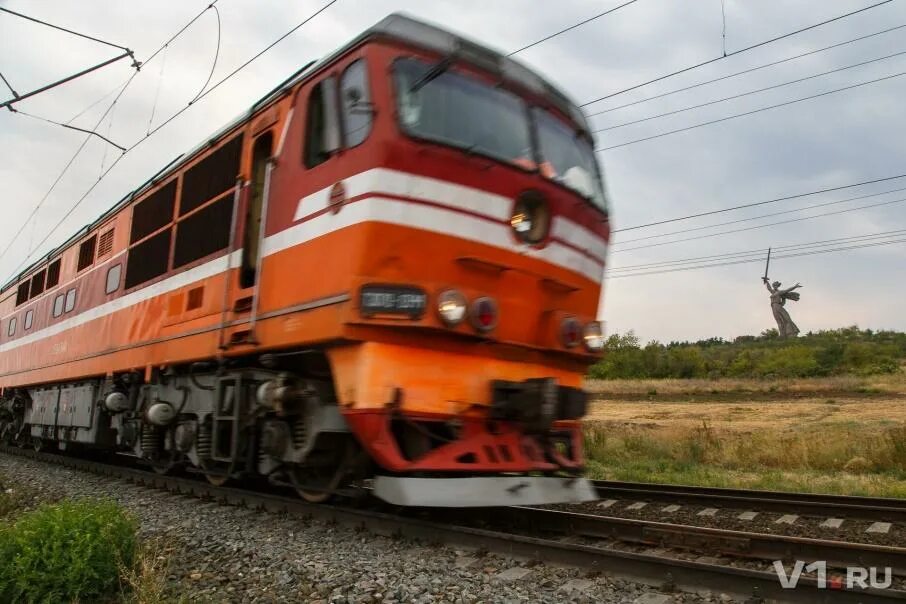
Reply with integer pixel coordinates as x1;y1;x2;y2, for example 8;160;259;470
373;475;597;507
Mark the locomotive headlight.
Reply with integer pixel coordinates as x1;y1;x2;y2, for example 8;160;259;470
583;321;606;352
437;289;467;326
511;190;550;245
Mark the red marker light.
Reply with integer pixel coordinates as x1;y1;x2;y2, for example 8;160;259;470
470;297;498;332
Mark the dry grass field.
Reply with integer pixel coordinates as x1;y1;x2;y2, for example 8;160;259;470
583;373;906;497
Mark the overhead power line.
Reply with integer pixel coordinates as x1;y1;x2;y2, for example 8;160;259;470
609;229;906;272
0;6;131;52
587;23;906;118
614;195;906;253
580;0;893;108
608;236;906;279
0;70;18;98
13;109;127;150
613;185;906;246
0;51;135;110
597;49;906;132
8;0;340;279
0;1;221;266
507;0;641;56
613;173;906;233
597;68;906;150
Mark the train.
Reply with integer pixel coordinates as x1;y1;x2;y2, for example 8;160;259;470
0;13;610;507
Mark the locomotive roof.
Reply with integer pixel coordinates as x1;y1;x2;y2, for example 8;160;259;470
4;13;591;292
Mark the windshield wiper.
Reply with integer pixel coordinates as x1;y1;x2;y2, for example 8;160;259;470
409;55;454;93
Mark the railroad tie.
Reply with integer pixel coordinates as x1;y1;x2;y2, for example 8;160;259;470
820;518;844;528
775;514;799;525
662;504;681;513
597;499;618;509
737;511;758;520
866;521;892;534
626;501;648;510
697;507;719;517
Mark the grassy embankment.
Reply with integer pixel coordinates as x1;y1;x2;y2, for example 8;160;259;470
0;474;169;603
583;373;906;497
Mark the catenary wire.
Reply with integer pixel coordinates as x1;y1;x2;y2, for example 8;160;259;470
613;195;906;253
613;173;906;233
188;4;222;105
0;6;131;52
580;0;893;107
0;73;136;264
12;109;126;150
506;0;641;56
587;23;906;118
597;68;906;148
0;2;219;267
0;70;18;98
597;49;906;132
609;229;906;272
9;0;341;278
613;185;906;245
607;236;906;278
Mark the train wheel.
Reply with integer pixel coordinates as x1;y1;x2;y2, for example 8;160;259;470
289;441;355;503
201;461;230;486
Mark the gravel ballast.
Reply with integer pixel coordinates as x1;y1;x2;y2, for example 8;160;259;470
0;453;736;603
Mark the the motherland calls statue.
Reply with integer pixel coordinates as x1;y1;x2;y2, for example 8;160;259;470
762;277;802;338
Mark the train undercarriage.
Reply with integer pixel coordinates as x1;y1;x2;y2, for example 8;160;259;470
0;349;595;506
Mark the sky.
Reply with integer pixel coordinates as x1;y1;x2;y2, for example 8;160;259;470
1;0;904;343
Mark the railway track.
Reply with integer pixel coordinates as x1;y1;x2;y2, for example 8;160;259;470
592;480;906;522
3;446;906;603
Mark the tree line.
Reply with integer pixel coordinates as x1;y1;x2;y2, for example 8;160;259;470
588;326;906;379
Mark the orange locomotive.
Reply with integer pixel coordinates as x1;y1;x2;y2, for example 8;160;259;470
0;14;610;506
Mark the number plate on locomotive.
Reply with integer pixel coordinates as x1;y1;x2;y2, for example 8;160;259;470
360;285;427;318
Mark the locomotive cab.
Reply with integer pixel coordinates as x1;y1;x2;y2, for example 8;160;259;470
258;14;610;505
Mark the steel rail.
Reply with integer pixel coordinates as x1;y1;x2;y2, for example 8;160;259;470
2;446;905;603
491;507;906;575
593;480;906;522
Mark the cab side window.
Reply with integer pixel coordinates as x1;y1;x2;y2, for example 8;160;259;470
304;76;340;168
340;59;372;148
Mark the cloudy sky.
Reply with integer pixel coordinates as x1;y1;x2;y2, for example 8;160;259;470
1;0;904;343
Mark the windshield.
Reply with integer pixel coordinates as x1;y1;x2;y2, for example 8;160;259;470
392;58;607;212
534;108;607;210
393;58;533;167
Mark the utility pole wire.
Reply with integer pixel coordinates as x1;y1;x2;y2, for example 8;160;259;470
597;68;906;151
609;229;906;271
8;0;341;279
580;0;893;107
613;185;906;245
607;237;906;278
12;109;127;151
507;0;641;56
0;1;220;269
596;49;906;132
613;196;906;253
588;23;906;118
0;70;18;98
612;173;906;233
0;6;131;52
0;51;133;110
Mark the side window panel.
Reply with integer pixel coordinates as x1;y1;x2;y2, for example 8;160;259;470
106;264;122;295
24;310;33;331
304;77;339;168
64;288;77;313
7;317;16;337
340;59;372;148
53;294;65;318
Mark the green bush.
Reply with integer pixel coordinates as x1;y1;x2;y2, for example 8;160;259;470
0;499;137;603
589;326;906;380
